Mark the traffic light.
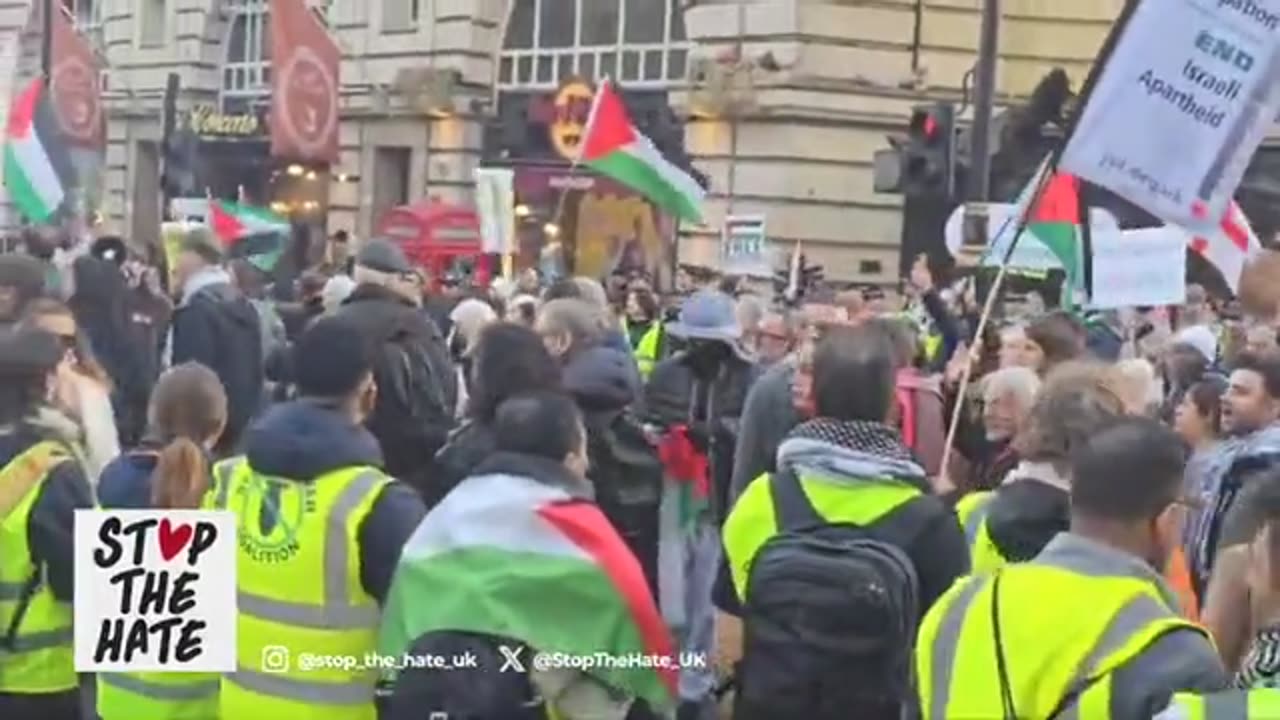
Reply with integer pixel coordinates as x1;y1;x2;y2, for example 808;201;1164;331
902;102;956;198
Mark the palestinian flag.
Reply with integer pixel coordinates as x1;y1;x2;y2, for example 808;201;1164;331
580;80;705;224
4;78;74;222
209;200;288;271
378;471;678;712
1015;158;1083;284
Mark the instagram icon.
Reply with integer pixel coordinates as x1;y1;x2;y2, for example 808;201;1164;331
261;645;291;673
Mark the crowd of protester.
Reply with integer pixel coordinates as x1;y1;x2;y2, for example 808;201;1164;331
7;224;1280;718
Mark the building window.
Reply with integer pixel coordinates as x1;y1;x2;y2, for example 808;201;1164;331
138;0;167;46
498;0;689;90
220;0;271;105
381;0;419;32
372;147;411;225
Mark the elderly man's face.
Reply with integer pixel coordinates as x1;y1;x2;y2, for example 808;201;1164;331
756;315;792;365
983;388;1026;442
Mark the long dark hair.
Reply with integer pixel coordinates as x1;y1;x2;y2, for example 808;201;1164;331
466;323;562;423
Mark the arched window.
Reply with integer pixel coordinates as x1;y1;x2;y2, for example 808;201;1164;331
498;0;689;90
221;0;271;105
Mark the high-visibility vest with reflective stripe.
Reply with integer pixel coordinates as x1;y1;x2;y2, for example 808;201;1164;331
923;332;943;364
954;491;1006;572
1160;689;1280;719
205;458;390;720
723;469;923;601
97;671;220;720
0;440;76;694
916;559;1203;719
631;322;662;380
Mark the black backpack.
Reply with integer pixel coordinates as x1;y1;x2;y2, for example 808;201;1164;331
583;409;665;598
734;467;929;720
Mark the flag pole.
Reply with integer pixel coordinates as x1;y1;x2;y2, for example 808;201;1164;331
934;0;1142;489
40;0;51;81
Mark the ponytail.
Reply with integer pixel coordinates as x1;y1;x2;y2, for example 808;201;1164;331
151;437;210;509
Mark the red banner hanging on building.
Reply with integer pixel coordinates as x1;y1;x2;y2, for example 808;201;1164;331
269;0;340;163
50;7;103;149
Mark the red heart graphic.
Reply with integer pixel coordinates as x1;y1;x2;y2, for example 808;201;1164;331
158;519;193;562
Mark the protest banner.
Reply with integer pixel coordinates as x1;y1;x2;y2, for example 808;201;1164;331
474;167;516;256
1060;0;1280;231
75;510;236;672
721;215;772;277
1089;226;1188;309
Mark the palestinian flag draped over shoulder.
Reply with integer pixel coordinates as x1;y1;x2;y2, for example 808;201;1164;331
209;200;289;271
580;80;705;224
378;472;678;712
4;78;74;222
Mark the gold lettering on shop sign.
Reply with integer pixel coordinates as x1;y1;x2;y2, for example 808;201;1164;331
187;105;261;136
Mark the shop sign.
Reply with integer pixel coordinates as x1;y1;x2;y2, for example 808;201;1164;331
547;79;594;160
187;105;263;137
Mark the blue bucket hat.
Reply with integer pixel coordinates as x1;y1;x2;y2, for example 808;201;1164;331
666;290;742;342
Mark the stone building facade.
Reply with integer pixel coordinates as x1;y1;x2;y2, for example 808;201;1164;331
76;0;1121;283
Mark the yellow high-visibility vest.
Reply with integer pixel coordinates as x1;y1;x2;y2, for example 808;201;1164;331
954;491;1006;572
97;672;220;720
0;440;76;694
628;321;663;380
205;457;390;720
1161;689;1280;719
917;557;1203;718
723;469;923;601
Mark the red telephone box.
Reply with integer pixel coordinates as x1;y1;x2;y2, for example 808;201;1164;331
375;201;489;289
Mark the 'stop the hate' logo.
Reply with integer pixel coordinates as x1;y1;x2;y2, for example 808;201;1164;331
73;510;237;672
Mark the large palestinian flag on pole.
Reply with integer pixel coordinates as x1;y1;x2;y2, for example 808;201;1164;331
209;200;289;271
4;78;74;222
378;471;678;712
580;80;705;224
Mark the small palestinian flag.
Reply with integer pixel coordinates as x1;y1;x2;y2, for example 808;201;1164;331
379;471;678;712
580;80;705;224
4;78;74;222
209;200;289;271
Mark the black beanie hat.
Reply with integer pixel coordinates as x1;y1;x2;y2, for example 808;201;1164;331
292;316;373;399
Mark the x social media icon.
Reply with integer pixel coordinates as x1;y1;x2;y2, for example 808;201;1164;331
498;645;525;673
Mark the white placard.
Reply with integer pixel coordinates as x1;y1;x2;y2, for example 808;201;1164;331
474;167;516;255
1089;226;1188;309
75;510;236;672
721;215;771;276
1060;0;1280;231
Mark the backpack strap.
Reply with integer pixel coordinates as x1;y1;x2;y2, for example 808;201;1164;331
768;465;825;531
871;491;938;549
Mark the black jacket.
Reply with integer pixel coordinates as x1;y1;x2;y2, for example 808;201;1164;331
983;475;1070;563
70;257;155;448
334;284;457;498
171;281;264;454
642;350;757;522
431;420;496;511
